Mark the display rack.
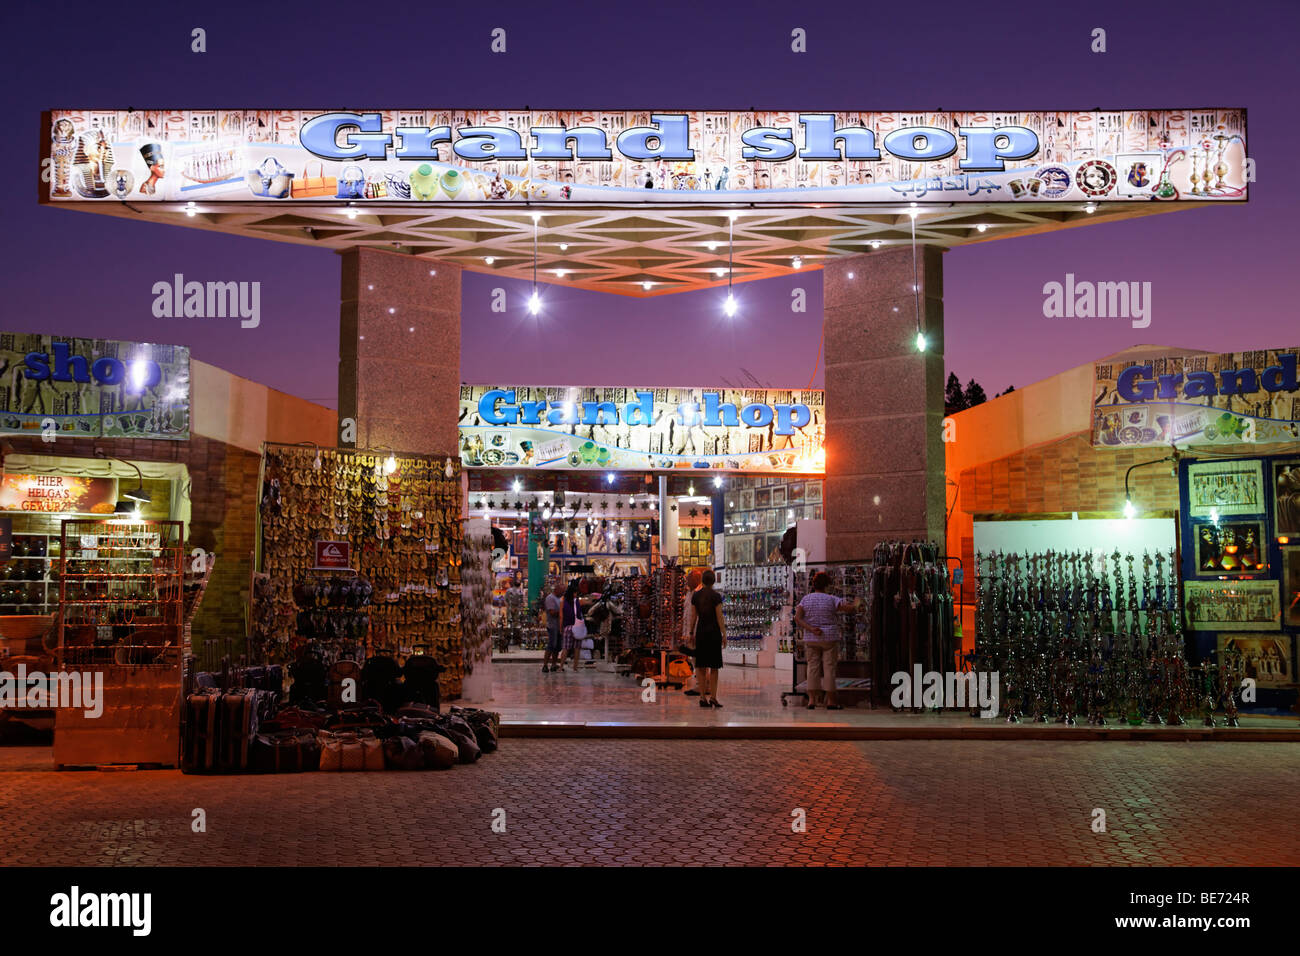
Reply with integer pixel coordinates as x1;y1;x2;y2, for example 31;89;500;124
53;518;186;768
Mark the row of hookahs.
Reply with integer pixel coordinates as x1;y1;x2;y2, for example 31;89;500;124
971;549;1247;726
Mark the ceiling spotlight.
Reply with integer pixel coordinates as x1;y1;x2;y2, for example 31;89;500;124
871;240;882;249
484;256;495;265
185;201;196;217
1084;203;1097;214
976;223;988;233
792;256;802;270
429;269;437;276
512;479;522;493
346;204;357;220
847;271;855;279
642;281;652;291
908;208;919;219
388;307;396;314
556;269;567;277
528;291;541;315
723;293;738;317
713;476;722;488
606;473;615;485
715;268;726;278
383;454;397;475
531;211;541;222
706;241;718;251
559;243;568;251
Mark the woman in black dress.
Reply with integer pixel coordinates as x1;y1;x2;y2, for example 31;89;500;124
691;569;726;708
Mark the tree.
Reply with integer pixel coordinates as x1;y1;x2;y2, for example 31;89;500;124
944;372;967;414
996;385;1016;398
964;379;988;408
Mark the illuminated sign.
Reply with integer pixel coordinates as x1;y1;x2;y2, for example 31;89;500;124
460;384;824;474
0;475;119;514
0;332;190;440
43;109;1247;205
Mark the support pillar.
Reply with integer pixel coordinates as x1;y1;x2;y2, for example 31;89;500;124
823;246;946;562
338;247;461;455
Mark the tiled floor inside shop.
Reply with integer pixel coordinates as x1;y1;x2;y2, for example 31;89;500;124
483;658;1299;738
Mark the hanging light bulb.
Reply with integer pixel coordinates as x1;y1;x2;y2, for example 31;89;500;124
916;331;927;352
723;293;737;317
1123;499;1137;520
513;479;522;494
713;475;722;488
606;473;615;485
528;290;541;315
383;454;397;475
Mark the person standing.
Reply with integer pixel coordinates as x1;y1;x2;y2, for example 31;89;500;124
557;580;581;671
542;581;564;673
690;569;726;708
795;572;858;710
679;568;703;695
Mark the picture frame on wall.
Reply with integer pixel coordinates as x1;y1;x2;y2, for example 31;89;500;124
806;481;822;504
755;487;771;509
788;481;805;505
1216;633;1293;688
1192;520;1268;576
771;486;787;508
1283;549;1300;628
753;535;767;564
1186;460;1265;517
1184;579;1280;631
1271;459;1300;536
763;509;777;532
814;505;823;520
725;536;748;566
767;533;783;559
739;489;754;511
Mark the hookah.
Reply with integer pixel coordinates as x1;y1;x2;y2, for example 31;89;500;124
1151;131;1184;200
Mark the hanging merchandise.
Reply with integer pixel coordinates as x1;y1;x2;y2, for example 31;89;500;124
460;523;494;672
970;549;1211;725
864;541;955;706
255;444;466;700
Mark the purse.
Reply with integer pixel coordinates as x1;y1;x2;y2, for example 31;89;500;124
245;156;293;198
364;178;388;199
336;164;367;199
290;160;337;198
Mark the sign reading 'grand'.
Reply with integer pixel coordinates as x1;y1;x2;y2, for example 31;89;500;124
43;108;1246;205
459;385;824;474
1093;349;1299;449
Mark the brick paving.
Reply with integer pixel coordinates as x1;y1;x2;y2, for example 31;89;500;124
1;740;1297;866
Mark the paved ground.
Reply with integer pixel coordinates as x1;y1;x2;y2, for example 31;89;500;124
2;740;1298;866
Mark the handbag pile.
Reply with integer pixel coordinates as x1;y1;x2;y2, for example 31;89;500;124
182;661;501;774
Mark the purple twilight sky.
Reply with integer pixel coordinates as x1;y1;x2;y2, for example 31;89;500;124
4;0;1296;407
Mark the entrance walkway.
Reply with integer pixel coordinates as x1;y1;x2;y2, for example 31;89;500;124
485;661;1300;740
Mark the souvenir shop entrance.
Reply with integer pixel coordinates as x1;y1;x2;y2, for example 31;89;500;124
36;105;1251;730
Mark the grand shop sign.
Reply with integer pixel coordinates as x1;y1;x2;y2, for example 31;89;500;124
459;385;825;474
1093;348;1300;448
44;108;1246;205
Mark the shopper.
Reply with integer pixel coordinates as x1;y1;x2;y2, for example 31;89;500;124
690;568;726;708
557;580;581;671
542;581;564;672
795;572;857;710
679;568;703;696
